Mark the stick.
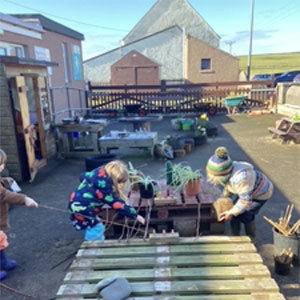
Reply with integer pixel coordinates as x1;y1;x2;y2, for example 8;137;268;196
263;216;290;236
285;204;294;228
288;219;300;236
0;283;36;298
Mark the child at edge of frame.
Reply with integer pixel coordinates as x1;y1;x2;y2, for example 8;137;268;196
0;148;39;280
68;160;145;241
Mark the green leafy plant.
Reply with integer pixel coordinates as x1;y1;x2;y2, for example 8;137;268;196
170;163;202;193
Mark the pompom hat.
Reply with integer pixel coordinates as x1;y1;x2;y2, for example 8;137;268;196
206;147;233;184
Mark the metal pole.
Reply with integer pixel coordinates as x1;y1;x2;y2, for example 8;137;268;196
247;0;255;81
66;87;71;117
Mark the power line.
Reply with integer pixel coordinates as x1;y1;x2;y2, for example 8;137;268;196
2;0;130;33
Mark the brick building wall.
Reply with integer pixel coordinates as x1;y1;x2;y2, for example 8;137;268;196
0;63;22;180
185;35;239;83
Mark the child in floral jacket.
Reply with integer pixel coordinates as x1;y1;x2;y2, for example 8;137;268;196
68;160;145;238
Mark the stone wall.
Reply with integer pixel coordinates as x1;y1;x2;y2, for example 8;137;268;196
0;63;23;181
277;83;300;117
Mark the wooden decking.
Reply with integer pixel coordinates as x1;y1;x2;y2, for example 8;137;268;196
56;236;284;300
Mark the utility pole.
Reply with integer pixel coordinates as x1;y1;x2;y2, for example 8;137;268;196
225;40;236;54
247;0;255;81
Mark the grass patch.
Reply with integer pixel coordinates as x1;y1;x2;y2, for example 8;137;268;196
238;52;300;76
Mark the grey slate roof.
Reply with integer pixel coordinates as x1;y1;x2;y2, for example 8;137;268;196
11;14;84;41
0;12;44;32
123;0;220;47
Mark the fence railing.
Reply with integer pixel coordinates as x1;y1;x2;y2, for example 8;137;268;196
88;80;276;114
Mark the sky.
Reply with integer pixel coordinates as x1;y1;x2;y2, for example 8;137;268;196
1;0;299;60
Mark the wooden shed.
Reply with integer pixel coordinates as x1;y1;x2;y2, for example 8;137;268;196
111;50;160;86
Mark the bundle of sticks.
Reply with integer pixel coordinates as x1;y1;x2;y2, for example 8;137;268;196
264;204;300;237
274;248;293;264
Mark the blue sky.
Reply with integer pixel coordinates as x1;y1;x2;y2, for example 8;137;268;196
1;0;299;60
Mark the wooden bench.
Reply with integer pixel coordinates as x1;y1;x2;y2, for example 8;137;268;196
268;117;300;143
56;236;285;300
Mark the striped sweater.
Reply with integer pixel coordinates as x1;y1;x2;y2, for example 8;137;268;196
224;162;273;216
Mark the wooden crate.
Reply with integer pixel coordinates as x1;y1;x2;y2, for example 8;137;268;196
56;236;284;300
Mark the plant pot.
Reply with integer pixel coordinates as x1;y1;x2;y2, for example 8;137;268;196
193;134;207;146
184;179;201;196
182;120;193;131
273;227;300;265
139;182;154;199
274;257;291;275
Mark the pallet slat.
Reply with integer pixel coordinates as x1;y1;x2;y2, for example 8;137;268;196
76;243;256;258
70;253;262;270
80;236;252;248
64;264;270;283
57;279;279;297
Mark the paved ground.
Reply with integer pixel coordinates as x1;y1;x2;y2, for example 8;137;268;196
1;113;299;300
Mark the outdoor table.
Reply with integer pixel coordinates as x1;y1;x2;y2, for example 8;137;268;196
55;120;107;158
99;131;158;157
118;114;163;131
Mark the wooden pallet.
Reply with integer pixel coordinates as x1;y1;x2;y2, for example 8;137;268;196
56;236;284;300
103;179;224;236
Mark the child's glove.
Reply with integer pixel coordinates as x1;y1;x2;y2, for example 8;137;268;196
25;197;38;208
136;215;145;225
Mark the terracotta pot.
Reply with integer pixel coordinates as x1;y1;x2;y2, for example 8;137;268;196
184;179;201;196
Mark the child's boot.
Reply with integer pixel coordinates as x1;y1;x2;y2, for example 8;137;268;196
0;270;7;280
0;250;17;270
244;221;257;244
230;219;241;236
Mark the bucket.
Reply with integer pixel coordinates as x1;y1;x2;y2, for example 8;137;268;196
273;227;300;265
182;120;193;131
274;258;291;275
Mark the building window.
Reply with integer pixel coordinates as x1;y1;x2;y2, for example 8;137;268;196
0;47;6;56
0;42;25;57
201;58;211;70
62;43;70;84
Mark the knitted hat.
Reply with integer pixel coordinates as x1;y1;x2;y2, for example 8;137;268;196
206;147;233;184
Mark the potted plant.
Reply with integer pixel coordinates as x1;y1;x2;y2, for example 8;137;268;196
128;162;142;191
170;163;202;196
128;162;156;198
192;126;207;146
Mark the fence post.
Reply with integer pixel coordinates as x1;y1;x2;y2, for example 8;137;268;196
79;89;82;109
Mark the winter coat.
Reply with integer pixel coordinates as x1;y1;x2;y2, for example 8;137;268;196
0;177;26;231
68;168;137;230
224;162;273;216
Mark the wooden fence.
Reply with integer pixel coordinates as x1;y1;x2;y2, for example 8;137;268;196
88;81;276;115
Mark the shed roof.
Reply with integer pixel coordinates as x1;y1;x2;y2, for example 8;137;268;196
11;14;84;41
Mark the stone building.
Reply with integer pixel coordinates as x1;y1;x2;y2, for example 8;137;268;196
84;0;239;85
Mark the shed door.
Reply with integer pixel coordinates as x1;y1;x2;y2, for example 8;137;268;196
13;76;46;182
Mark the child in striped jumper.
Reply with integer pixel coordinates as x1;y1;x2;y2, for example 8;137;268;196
206;147;273;240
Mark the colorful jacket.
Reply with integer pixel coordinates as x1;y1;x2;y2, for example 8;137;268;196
68;168;138;230
0;177;26;231
224;162;273;216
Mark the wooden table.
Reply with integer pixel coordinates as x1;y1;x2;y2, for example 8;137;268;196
268;117;300;143
99;132;158;157
56;236;284;300
55;121;107;158
118;115;163;131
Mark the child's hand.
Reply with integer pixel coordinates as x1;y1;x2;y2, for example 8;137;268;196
136;215;145;225
219;210;232;221
25;197;38;208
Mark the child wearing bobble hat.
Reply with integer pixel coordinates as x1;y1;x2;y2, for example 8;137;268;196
0;149;38;280
206;147;273;241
